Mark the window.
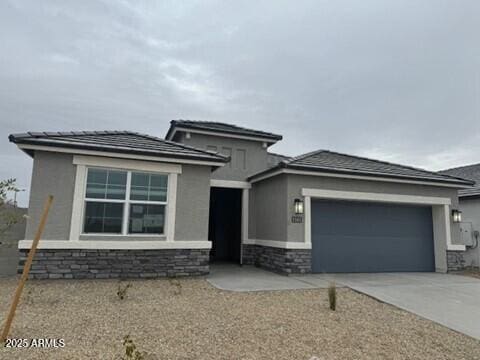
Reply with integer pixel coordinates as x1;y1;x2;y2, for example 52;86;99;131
83;168;168;235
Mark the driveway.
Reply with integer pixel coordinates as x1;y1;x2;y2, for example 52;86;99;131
207;265;480;340
316;272;480;340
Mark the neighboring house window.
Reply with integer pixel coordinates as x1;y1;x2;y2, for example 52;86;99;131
83;168;168;235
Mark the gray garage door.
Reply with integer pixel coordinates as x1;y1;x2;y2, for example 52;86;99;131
311;199;435;273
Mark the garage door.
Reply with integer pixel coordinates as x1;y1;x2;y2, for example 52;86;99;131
311;199;435;273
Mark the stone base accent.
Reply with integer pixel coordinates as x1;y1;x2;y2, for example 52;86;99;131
446;250;466;272
242;244;311;275
19;249;210;279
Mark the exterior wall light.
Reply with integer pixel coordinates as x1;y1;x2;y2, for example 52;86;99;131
294;198;304;215
452;209;462;223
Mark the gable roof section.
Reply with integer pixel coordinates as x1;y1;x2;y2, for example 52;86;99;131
439;164;480;197
165;120;282;142
249;149;474;187
9;131;229;164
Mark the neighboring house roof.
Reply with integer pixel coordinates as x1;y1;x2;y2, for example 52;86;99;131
439;164;480;197
249;149;474;186
9;131;229;163
165;120;283;142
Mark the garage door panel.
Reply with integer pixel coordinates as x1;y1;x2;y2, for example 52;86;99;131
312;200;435;273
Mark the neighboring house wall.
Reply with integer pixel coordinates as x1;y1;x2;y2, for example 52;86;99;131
25;151;75;240
459;198;480;267
177;132;269;181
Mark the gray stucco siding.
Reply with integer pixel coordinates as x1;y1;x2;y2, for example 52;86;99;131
180;133;269;181
286;174;460;245
25;151;75;240
250;175;288;241
24;151;212;243
174;164;212;241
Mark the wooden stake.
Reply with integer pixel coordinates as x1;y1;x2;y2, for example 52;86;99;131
0;195;53;343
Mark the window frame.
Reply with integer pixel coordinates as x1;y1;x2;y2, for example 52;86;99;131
81;166;169;237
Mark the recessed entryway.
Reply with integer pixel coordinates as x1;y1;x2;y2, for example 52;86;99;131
208;187;242;263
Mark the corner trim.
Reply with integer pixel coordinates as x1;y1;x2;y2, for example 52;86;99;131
73;155;182;174
301;188;452;205
18;240;212;250
243;239;312;249
210;179;251;189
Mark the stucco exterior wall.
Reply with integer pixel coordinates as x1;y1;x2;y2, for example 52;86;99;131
249;175;288;241
25;151;76;240
459;197;480;267
286;174;460;245
24;151;212;243
174;164;212;241
178;133;269;181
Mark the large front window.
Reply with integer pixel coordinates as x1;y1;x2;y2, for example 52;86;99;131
83;168;168;235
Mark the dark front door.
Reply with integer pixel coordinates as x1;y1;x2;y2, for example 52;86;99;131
208;187;242;263
311;199;435;273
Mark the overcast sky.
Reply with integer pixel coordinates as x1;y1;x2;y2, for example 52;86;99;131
1;0;480;206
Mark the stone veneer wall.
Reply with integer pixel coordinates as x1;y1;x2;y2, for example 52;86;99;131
242;244;311;275
446;250;466;272
19;249;210;279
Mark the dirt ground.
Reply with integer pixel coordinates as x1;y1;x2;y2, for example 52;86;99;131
0;277;479;360
453;268;480;280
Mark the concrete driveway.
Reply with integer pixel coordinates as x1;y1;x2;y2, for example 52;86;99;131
207;265;480;340
316;272;480;340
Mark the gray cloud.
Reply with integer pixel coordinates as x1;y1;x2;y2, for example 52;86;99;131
1;0;479;206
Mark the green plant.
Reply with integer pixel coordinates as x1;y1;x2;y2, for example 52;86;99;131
328;282;336;311
116;282;132;300
119;335;148;360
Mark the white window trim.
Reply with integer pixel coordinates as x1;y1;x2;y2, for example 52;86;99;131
69;158;178;241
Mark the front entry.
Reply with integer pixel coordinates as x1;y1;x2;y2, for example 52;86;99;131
208;187;242;263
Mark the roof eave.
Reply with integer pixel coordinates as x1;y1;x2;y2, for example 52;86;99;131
12;139;229;164
166;123;282;143
248;163;474;188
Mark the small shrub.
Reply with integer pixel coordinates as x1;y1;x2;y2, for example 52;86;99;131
168;277;182;295
117;282;132;300
119;335;148;360
328;282;336;311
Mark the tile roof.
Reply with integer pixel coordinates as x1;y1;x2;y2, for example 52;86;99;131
249;149;474;186
439;164;480;197
9;131;229;163
166;120;282;141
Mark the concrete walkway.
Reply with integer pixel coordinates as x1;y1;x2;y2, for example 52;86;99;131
207;265;480;340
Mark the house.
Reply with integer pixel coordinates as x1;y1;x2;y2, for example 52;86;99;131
440;164;480;268
9;121;474;279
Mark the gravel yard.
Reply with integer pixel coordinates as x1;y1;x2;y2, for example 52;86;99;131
0;277;479;360
453;269;480;280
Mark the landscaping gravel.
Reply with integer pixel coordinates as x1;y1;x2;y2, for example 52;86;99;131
0;277;479;360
